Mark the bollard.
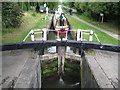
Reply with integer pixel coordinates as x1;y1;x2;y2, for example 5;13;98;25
31;30;34;41
43;28;47;41
80;31;83;41
89;30;94;41
77;29;81;41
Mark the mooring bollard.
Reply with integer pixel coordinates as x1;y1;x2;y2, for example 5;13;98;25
77;29;82;41
31;30;35;41
43;28;47;41
89;30;94;41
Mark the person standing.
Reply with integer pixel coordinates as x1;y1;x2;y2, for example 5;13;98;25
36;3;40;13
44;3;46;12
70;8;72;15
59;14;63;26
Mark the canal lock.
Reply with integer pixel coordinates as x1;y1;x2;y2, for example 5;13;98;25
36;14;99;88
40;14;81;88
41;58;81;88
38;47;99;89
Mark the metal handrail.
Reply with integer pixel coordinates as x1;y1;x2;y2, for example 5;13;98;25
23;28;101;43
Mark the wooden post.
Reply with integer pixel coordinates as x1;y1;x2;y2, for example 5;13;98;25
44;47;47;54
58;53;61;74
76;48;79;54
58;46;61;75
62;53;65;74
58;46;66;75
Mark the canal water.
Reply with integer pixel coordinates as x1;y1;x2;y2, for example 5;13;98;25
40;14;81;88
41;59;80;88
41;30;81;88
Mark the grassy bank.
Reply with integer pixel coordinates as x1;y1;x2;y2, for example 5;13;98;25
76;14;119;35
2;11;47;44
67;15;119;45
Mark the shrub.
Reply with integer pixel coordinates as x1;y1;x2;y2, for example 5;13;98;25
32;12;36;16
2;2;22;28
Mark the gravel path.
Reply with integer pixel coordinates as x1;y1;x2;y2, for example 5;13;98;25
71;14;120;40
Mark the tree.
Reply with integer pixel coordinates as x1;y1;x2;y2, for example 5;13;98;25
46;2;58;10
2;2;22;28
73;2;120;22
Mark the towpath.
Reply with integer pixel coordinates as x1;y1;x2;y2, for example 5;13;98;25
71;14;120;40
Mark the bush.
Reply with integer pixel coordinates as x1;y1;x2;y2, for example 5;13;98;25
32;12;36;17
2;2;22;28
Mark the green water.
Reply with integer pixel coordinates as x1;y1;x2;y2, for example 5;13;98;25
47;31;56;40
41;59;81;88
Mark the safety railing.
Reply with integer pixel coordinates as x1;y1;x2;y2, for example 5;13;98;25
23;28;101;43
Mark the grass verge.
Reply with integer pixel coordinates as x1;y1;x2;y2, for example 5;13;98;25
67;15;119;45
76;14;119;35
2;11;47;44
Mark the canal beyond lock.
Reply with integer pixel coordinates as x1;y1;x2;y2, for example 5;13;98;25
41;17;81;88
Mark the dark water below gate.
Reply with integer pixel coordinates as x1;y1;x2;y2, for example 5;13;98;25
41;60;81;88
42;73;80;88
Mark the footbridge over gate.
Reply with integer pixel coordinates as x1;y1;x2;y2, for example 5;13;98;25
1;28;119;52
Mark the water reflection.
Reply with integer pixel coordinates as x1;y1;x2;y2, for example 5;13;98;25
66;46;74;53
58;76;65;85
48;46;56;53
47;46;74;53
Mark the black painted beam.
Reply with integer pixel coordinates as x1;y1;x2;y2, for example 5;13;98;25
0;40;120;52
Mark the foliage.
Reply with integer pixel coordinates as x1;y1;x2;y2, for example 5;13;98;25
73;2;120;21
2;12;46;44
18;2;59;12
46;2;58;10
63;2;75;8
31;12;37;16
2;2;22;28
2;2;59;28
76;14;119;34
